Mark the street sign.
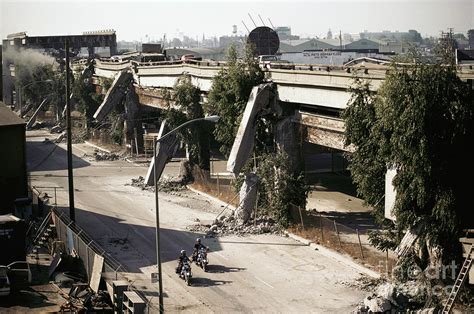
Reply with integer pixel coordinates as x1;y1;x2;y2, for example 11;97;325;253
151;272;159;283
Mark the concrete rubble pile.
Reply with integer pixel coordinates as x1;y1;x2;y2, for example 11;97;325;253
187;212;280;237
128;175;186;192
354;280;434;313
58;283;112;312
93;150;120;161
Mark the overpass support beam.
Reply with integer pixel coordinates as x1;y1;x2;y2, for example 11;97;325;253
275;116;304;173
123;87;142;151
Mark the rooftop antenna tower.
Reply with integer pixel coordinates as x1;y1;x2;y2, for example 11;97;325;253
241;20;250;33
268;18;275;29
248;13;258;28
339;30;342;50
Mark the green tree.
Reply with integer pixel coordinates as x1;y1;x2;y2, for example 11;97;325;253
343;58;474;262
165;75;211;170
256;152;308;226
204;43;264;156
72;66;103;120
16;64;67;119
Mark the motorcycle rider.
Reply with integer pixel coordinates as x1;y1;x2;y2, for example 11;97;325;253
192;238;207;262
176;249;190;274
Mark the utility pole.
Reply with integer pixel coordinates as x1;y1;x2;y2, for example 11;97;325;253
65;39;75;221
339;30;342;50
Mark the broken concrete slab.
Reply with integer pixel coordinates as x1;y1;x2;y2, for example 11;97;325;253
89;253;104;293
145;120;179;186
26;97;50;129
395;224;421;258
275;116;303;173
227;83;273;176
93;70;133;122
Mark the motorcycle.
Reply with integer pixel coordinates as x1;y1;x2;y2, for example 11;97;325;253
195;247;209;272
179;260;192;286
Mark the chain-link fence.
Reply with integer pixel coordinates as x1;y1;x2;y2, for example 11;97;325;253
190;164;238;206
289;204;396;275
51;206;157;312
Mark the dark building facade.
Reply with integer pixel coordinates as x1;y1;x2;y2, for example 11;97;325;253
0;103;27;214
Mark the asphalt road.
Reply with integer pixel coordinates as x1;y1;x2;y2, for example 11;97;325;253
27;130;365;313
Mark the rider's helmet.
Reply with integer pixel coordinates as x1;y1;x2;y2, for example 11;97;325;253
180;249;186;256
196;238;201;244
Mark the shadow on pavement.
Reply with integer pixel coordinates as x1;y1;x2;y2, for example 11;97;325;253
205;264;245;274
218;240;307;247
0;288;56;309
54;207;223;273
317;211;378;232
189;277;232;287
26;141;90;172
306;172;358;198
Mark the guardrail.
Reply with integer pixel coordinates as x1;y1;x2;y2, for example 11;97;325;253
51;206;157;312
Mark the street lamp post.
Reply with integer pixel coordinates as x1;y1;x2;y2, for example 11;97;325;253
153;115;219;313
19;79;54;117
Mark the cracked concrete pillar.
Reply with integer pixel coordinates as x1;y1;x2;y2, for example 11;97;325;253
145;119;179;186
275;115;304;174
235;173;259;224
123;87;141;151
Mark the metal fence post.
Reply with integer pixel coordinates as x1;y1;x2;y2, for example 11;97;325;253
334;220;342;248
115;265;121;280
319;212;324;242
217;172;220;195
298;206;305;231
356;229;365;259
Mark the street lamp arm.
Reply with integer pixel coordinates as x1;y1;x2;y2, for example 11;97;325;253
153;114;218;313
23;79;54;89
156;115;220;143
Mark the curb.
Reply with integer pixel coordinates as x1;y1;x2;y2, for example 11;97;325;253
285;231;381;279
84;141;112;154
185;186;380;279
187;186;236;211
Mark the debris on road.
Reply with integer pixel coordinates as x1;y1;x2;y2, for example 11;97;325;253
352;278;435;313
127;175;186;192
187;212;281;237
94;150;120;161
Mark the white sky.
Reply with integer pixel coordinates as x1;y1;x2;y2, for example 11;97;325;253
0;0;472;41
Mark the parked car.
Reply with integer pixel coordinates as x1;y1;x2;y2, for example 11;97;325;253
180;54;202;62
0;266;10;296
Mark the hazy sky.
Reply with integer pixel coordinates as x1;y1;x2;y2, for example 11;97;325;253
1;0;472;41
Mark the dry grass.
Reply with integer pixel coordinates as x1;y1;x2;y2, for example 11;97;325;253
190;181;239;207
288;223;396;275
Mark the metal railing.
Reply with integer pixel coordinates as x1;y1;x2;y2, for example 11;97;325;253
51;206;157;312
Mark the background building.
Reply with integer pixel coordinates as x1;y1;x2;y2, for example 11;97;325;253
0;103;27;214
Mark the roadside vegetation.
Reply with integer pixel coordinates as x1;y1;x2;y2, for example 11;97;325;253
343;47;474;307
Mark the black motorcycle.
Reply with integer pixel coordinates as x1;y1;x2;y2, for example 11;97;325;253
195;247;209;272
179;260;192;286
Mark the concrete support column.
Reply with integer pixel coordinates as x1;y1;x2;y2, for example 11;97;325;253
87;46;95;59
275;115;304;174
123;87;142;152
